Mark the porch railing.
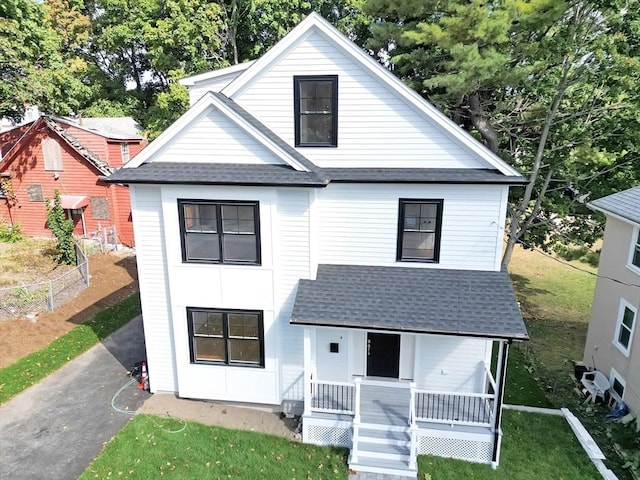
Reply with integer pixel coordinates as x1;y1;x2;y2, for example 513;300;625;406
411;363;497;427
310;379;355;414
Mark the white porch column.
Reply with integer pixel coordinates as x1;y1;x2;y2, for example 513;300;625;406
303;327;312;416
491;339;510;468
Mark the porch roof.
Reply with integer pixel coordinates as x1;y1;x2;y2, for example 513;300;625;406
291;264;528;340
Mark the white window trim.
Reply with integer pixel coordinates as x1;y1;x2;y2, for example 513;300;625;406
609;367;626;402
120;143;130;163
627;225;640;275
613;299;637;357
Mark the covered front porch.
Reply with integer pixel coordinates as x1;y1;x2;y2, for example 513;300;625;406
291;264;528;477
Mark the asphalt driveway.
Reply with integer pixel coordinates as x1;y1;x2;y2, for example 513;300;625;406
0;316;149;480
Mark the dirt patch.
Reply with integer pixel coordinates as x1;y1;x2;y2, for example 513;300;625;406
0;251;139;368
139;393;300;440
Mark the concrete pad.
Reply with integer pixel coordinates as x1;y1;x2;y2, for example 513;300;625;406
0;316;150;480
139;393;299;439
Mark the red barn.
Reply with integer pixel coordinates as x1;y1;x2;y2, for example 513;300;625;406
0;115;146;247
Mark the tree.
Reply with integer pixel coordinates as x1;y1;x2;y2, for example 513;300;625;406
46;190;77;265
365;0;640;265
0;0;93;120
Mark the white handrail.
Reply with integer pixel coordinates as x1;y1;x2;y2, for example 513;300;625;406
354;377;362;424
413;388;494;399
484;363;497;392
409;382;416;428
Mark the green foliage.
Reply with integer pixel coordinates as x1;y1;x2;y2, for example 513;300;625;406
364;0;640;260
0;219;22;243
45;190;76;265
0;0;92;119
0;293;141;405
142;73;190;140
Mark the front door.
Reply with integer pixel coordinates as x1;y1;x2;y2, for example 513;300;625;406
366;332;400;378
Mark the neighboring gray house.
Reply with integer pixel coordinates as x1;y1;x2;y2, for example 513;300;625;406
584;186;640;415
106;13;528;477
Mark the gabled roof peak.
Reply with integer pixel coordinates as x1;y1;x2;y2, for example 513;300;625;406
218;12;522;178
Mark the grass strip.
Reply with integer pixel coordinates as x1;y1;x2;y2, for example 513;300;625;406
79;410;599;480
418;410;600;479
80;415;349;480
0;293;140;404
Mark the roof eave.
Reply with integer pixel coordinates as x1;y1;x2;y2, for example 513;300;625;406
290;317;529;341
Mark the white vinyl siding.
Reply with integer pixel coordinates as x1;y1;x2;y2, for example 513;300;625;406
153;108;286;165
157;185;279;404
275;189;312;407
234;31;488;169
129;186;176;392
315;183;505;271
414;335;491;392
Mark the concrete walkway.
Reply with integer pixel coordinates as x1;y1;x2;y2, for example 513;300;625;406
0;316;149;480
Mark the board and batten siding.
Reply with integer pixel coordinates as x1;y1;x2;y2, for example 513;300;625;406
129;186;176;392
315;183;507;271
275;188;313;410
414;335;492;392
232;31;488;170
151;108;286;165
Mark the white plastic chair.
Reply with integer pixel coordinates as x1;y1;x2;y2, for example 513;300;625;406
581;371;610;403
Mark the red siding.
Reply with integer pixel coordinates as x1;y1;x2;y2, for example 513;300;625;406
0;126;136;246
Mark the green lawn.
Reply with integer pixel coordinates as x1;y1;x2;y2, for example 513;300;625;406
419;410;599;479
80;410;600;480
0;293;141;405
80;415;349;480
508;245;596;404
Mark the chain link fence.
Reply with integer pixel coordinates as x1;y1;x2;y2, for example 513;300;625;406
0;243;89;321
83;225;118;253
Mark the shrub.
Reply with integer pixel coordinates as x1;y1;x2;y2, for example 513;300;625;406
0;219;23;243
46;190;76;265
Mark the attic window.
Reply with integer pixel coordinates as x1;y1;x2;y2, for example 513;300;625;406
121;143;130;163
43;138;63;171
294;76;338;147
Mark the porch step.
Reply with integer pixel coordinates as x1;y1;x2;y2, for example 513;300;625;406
357;441;410;460
350;421;415;477
348;457;417;478
358;426;410;445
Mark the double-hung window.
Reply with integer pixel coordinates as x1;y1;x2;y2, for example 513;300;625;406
294;75;338;147
179;200;260;264
610;368;626;401
614;299;637;356
397;199;443;262
631;228;640;270
120;143;130;163
188;308;264;367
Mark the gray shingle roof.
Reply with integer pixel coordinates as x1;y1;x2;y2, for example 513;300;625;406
292;264;528;340
106;162;527;187
325;168;527;184
107;161;327;186
589;186;640;225
43;117;113;176
210;92;329;182
56;116;143;140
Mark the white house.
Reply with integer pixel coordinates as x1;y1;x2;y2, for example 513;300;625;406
107;13;528;477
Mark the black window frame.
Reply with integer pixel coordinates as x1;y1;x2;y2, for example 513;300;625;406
178;199;261;265
294;75;338;147
396;199;444;263
187;308;265;367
